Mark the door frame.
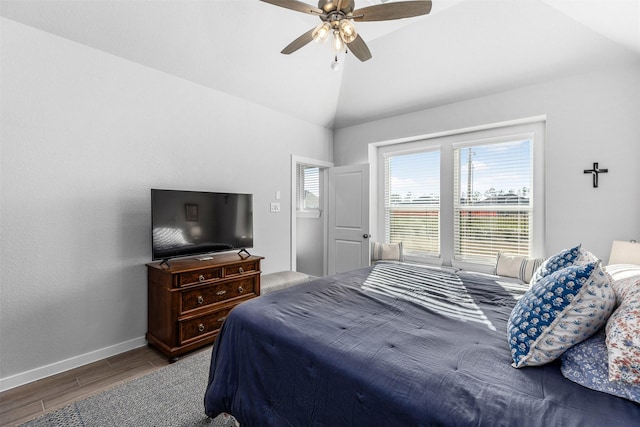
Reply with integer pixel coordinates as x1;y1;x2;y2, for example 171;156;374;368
290;155;334;273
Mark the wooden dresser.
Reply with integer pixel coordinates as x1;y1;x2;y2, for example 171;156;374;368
146;253;263;360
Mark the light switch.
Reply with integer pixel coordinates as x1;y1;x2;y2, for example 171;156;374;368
276;191;281;200
270;202;281;213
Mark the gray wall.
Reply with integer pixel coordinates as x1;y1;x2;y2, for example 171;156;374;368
334;63;640;262
0;19;332;387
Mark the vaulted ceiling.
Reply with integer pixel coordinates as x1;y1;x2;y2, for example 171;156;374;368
2;0;639;129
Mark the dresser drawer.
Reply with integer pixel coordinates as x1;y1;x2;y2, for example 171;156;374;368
180;276;257;314
179;307;234;345
147;254;263;360
177;267;222;287
224;261;259;276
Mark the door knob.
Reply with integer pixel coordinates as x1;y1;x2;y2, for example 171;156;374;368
363;234;371;239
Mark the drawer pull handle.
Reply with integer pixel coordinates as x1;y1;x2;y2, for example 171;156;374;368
216;290;227;296
238;267;244;273
199;275;205;283
217;316;227;323
197;296;204;304
238;286;244;293
198;323;205;332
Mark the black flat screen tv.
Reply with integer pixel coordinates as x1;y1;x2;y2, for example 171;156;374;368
151;189;253;261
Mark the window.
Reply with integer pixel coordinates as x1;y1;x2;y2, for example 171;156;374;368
453;137;533;262
296;165;320;211
383;149;440;258
376;120;544;267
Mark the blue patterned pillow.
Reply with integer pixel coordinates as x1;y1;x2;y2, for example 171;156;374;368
561;329;640;403
530;244;596;285
507;261;615;368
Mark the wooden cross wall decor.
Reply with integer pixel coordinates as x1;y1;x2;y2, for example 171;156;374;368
583;162;608;188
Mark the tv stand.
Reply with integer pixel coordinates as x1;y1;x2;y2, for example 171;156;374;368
146;253;263;360
237;248;251;258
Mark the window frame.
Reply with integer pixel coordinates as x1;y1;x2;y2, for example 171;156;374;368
382;146;442;259
296;164;322;218
374;120;545;270
452;133;535;264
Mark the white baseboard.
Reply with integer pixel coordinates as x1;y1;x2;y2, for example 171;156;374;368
0;336;147;392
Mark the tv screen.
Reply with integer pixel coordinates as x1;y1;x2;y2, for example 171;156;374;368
151;189;253;261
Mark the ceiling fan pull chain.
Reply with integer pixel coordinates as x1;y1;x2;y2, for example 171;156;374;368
331;55;341;71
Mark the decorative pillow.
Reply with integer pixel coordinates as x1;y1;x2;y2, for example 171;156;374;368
610;272;640;302
605;276;640;384
507;261;615;368
495;252;543;284
530;244;597;285
605;264;640;285
371;242;404;262
560;328;640;403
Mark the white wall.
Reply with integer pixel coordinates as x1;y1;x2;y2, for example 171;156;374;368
334;63;640;262
0;19;332;388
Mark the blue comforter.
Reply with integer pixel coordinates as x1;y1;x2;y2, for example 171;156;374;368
204;263;640;426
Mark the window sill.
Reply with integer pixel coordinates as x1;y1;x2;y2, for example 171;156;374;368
403;255;444;266
451;259;495;274
297;210;321;219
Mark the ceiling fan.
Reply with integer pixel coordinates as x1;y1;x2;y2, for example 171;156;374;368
261;0;432;65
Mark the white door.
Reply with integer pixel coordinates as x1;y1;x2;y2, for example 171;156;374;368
328;164;370;275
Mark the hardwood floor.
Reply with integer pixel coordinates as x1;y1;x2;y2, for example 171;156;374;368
0;345;175;426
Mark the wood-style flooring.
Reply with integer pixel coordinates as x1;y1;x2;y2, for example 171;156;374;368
0;345;184;426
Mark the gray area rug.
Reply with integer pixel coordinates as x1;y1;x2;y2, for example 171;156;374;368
20;349;236;427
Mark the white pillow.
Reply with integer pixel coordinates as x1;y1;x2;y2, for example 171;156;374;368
371;242;404;262
496;252;543;284
604;264;640;282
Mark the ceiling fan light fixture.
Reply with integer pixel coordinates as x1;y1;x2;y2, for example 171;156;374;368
332;30;345;52
262;0;433;64
312;22;331;44
339;19;357;43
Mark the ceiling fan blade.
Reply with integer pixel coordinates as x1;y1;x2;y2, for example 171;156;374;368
347;35;372;62
352;1;432;22
260;0;324;16
281;28;316;55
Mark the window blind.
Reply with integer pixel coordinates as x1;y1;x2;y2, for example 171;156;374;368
296;165;320;210
453;138;533;261
384;149;440;257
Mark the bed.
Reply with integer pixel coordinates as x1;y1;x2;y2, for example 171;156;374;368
204;261;640;426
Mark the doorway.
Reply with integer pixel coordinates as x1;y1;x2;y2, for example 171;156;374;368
290;156;333;277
